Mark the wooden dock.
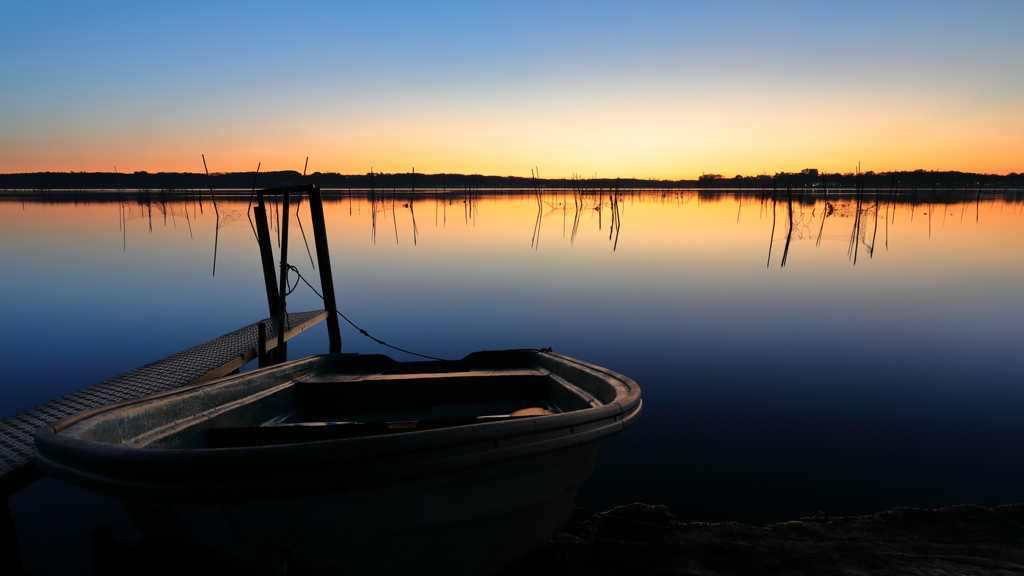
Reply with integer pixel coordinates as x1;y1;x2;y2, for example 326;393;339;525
0;310;327;495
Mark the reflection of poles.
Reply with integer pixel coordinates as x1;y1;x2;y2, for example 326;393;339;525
274;194;281;248
570;196;582;246
115;167;126;252
887;174;897;250
471;183;477;223
246;163;261;241
531;169;542;250
369;169;377;244
610;183;622;251
212;206;220;276
392;183;399;245
612;205;621;250
766;190;777;268
570;174;583;246
296;159;315;267
869;194;879;259
975;176;984;223
605;182;615;233
848;172;864;264
183;195;192;239
296;199;316;267
410;200;419;246
780;186;794;267
815;201;830;248
254;190;281;321
203;154;222;277
928;201;933;239
410;168;418;246
609;192;615;241
531;194;543;250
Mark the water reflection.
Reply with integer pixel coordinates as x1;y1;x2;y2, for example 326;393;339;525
10;188;1024;264
747;184;1024;267
9;186;1023;271
4;188;1024;574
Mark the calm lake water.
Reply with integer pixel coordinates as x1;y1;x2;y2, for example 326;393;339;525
2;188;1023;573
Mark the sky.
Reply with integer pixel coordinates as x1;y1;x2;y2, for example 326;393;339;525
1;1;1022;179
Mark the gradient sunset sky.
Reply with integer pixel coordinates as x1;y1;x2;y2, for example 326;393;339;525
2;1;1021;179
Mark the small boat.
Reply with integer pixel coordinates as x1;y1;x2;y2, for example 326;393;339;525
35;349;641;575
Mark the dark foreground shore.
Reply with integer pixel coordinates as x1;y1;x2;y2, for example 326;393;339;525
77;502;1024;575
499;503;1024;576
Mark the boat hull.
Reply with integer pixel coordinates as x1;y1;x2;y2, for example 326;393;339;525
124;441;599;575
35;350;642;575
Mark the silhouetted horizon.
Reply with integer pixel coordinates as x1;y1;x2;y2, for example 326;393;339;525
1;168;1021;193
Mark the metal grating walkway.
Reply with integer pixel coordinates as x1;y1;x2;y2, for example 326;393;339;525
0;310;327;494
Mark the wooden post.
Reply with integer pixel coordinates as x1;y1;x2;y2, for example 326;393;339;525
257;322;269;368
308;186;342;353
254;191;279;319
276;188;291;363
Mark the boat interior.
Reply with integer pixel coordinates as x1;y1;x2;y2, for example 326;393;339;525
94;355;606;450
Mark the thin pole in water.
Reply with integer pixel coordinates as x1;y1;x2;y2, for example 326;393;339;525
309;186;342;353
296;158;315;267
257;322;269;368
254;190;280;319
114;166;125;251
247;163;261;241
202;154;217;209
202;155;221;276
276;188;291;362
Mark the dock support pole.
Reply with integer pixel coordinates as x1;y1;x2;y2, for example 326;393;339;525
257;322;269;368
276;189;291;363
254;191;279;319
308;187;342;353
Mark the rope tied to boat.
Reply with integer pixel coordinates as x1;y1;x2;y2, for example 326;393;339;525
284;264;449;361
285;264;554;362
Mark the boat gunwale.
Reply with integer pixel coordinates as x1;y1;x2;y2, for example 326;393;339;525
33;350;641;499
35;400;642;503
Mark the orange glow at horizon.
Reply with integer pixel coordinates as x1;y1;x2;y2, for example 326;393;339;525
3;3;1022;181
4;141;1020;181
3;84;1022;179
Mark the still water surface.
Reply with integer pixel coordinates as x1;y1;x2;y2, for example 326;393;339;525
2;189;1023;572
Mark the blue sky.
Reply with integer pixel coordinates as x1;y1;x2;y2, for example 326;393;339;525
2;1;1021;176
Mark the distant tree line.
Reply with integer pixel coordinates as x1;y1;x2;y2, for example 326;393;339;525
0;168;1021;192
694;168;1022;190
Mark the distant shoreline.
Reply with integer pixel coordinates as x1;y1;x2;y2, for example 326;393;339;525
2;187;1023;206
3;187;1023;209
1;169;1021;193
